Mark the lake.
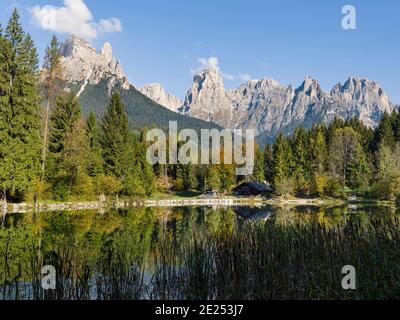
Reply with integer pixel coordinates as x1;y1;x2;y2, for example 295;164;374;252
1;204;399;300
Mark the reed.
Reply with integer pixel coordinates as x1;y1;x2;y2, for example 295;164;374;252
1;210;400;300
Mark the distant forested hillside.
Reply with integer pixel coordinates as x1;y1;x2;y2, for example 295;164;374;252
76;78;221;132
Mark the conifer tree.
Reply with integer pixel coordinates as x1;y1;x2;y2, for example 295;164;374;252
310;125;327;174
218;164;235;193
100;92;135;184
329;127;361;190
86;110;99;149
373;112;396;151
252;146;265;183
134;136;156;195
347;143;372;195
394;111;400;142
0;10;41;200
41;35;62;179
206;166;221;191
293;127;311;194
49;92;81;155
86;110;103;177
58;118;93;199
263;144;273;182
272;133;293;182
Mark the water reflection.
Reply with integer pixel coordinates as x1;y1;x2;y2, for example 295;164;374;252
0;205;399;300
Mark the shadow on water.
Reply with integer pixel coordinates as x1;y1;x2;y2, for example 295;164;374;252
1;205;400;300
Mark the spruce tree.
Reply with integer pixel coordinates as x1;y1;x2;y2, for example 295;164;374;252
310;125;328;174
263;144;273;182
86;110;103;177
252;146;266;183
49;92;81;155
329;127;361;190
394;110;400;142
0;10;41;200
134;136;156;195
272;133;292;182
373;112;396;151
292;127;311;194
86;110;99;149
347;143;372;195
100;92;135;183
41;35;62;179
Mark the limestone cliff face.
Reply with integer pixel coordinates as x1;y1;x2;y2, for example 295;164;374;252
180;68;234;128
328;77;394;128
139;83;182;112
59;35;130;95
181;69;397;138
56;36;397;140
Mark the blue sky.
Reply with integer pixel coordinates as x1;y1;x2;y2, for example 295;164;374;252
1;0;399;103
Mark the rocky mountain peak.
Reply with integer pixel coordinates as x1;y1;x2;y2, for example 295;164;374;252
331;76;390;103
180;68;233;127
60;35;96;58
193;68;224;90
59;35;129;93
100;42;113;63
139;83;182;112
296;76;324;98
182;70;396;139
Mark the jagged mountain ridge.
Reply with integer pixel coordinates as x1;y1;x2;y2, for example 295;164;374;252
139;83;182;112
58;35;220;132
180;68;397;139
57;36;397;141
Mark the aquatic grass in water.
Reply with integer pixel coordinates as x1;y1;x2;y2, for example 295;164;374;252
0;206;399;300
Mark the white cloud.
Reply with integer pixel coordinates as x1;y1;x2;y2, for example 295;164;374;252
192;56;252;82
30;0;122;40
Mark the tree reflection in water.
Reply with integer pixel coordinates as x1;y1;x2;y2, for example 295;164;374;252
0;205;399;300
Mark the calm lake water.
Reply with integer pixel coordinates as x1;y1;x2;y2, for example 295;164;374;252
1;205;399;300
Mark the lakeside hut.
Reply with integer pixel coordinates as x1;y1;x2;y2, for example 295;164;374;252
232;182;272;197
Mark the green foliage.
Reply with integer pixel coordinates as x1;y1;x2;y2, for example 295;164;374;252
49;92;81;154
100;93;134;180
373;112;396;151
272;133;293;183
78;79;221;133
205;166;221;191
373;144;400;200
94;175;123;196
274;177;294;197
0;9;41;200
85;110;103;177
252;147;265;183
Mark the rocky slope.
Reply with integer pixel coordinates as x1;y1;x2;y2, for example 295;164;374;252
139;83;182;112
181;69;397;139
180;68;234;127
56;36;219;132
57;36;397;141
60;36;130;95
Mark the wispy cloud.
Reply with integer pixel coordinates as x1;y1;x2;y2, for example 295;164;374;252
192;56;252;82
30;0;122;40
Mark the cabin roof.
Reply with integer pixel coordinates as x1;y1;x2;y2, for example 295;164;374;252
233;182;271;193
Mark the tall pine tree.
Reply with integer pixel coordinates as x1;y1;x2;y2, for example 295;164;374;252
0;10;41;200
49;92;81;155
41;35;62;179
100;93;135;185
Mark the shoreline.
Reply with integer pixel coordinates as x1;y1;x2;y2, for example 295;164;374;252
2;196;394;215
